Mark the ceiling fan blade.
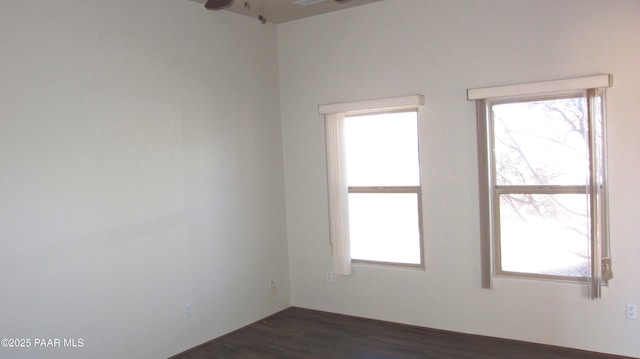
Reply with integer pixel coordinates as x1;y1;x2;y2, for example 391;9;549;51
205;0;233;10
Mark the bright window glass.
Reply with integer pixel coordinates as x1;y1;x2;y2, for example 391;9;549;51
343;110;423;266
499;193;590;277
488;93;606;281
345;112;420;187
349;193;421;265
493;98;589;186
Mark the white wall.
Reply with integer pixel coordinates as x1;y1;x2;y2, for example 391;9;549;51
0;1;289;358
278;0;640;357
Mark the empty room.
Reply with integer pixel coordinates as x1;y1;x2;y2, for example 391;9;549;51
0;0;638;358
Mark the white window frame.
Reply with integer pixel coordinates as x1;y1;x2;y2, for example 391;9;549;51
319;95;425;274
468;75;613;299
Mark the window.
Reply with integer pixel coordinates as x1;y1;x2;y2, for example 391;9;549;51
346;111;422;266
468;75;613;298
319;95;424;274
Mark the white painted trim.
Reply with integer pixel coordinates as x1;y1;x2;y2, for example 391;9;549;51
467;74;612;100
319;95;425;115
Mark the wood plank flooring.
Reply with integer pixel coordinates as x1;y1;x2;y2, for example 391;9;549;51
170;307;636;359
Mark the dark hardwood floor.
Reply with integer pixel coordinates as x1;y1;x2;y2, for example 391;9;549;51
170;307;636;359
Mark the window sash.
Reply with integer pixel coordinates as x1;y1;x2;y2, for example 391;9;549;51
348;186;424;268
344;111;421;187
492;191;591;281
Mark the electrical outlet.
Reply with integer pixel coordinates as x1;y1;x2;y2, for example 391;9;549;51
626;304;638;320
326;271;333;282
269;280;277;294
185;304;192;319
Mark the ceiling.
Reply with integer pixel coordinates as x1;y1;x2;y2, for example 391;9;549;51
188;0;384;24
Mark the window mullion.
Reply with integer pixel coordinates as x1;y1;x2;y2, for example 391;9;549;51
348;186;420;193
495;185;587;195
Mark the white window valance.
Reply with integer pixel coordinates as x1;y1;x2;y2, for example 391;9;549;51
467;74;612;100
